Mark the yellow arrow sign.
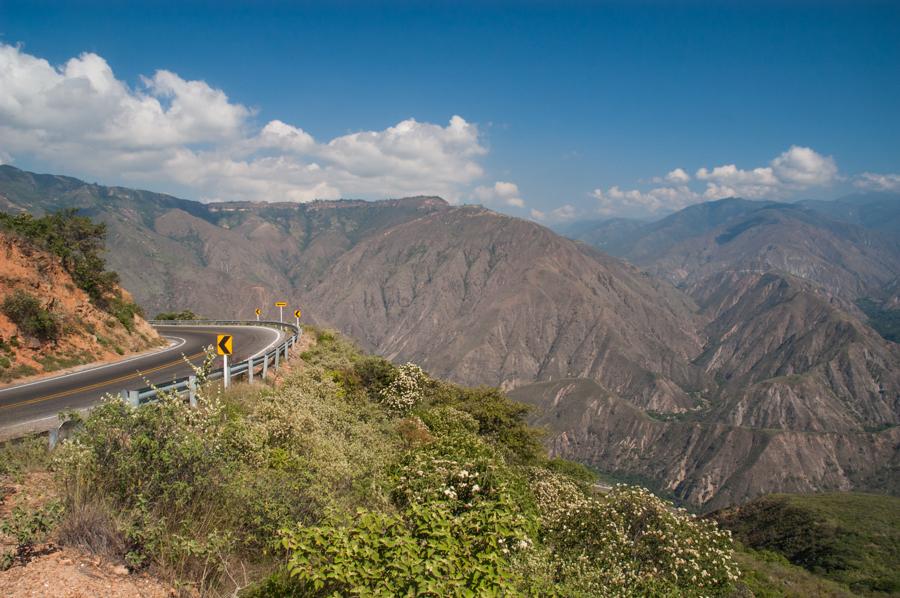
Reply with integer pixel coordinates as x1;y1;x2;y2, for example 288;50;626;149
294;309;302;319
275;301;287;307
216;334;233;356
255;308;261;316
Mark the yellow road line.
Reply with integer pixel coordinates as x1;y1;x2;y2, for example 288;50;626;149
0;350;207;411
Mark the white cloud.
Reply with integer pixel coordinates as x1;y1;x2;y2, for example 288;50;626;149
695;146;836;199
593;146;840;217
0;43;489;203
473;180;525;208
530;208;546;221
853;172;900;192
665;168;691;184
592;185;701;217
771;145;838;186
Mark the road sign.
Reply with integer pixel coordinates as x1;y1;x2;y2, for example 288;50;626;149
275;301;287;307
216;334;233;356
294;309;302;318
255;308;261;316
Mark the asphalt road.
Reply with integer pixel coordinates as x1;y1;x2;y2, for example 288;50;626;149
0;324;283;435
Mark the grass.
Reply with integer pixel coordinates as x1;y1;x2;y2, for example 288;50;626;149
714;493;900;595
735;548;857;597
0;435;51;479
0;364;38;383
36;351;95;372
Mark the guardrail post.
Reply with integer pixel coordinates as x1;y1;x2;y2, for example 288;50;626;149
127;390;139;407
48;427;59;450
275;346;280;369
248;357;254;384
285;341;290;360
188;375;198;408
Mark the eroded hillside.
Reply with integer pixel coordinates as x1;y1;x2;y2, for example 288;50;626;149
0;226;161;383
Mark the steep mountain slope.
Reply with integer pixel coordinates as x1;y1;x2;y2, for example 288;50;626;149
304;206;708;401
512;378;899;510
694;271;900;433
512;268;900;507
0;231;160;382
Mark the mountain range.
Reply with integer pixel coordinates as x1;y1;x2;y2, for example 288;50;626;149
1;164;898;510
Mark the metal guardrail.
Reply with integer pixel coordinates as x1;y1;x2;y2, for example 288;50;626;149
121;319;302;407
38;320;301;448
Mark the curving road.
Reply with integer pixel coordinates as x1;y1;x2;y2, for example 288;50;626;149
0;324;283;437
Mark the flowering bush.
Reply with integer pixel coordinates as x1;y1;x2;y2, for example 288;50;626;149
521;472;740;596
378;362;428;413
46;328;740;596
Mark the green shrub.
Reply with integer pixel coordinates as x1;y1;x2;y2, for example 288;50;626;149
454;386;545;464
108;296;144;332
0;435;51;478
1;290;60;341
545;458;599;485
278;431;535;596
0;503;63;570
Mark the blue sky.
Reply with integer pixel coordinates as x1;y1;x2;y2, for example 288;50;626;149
1;0;899;221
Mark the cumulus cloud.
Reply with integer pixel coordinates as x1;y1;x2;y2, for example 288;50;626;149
0;43;489;203
592;146;840;217
771;145;838;186
853;172;900;192
473;180;525;208
592;185;701;217
652;168;691;184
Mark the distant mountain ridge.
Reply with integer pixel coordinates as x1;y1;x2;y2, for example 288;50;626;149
1;164;898;509
566;196;900;305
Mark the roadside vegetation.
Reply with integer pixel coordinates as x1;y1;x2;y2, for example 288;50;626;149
2;329;746;596
2;290;60;342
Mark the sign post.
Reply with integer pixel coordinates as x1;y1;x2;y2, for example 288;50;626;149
275;301;287;322
255;308;261;321
217;334;233;388
294;308;302;329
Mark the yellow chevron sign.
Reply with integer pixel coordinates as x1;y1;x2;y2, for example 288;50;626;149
255;308;261;316
216;334;233;356
294;309;302;318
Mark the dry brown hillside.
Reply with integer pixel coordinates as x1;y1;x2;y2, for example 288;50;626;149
0;231;162;383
